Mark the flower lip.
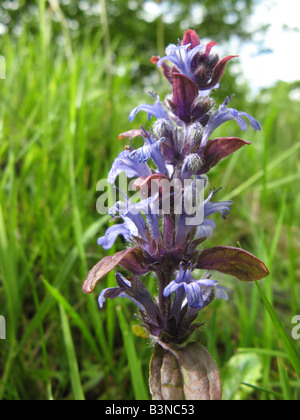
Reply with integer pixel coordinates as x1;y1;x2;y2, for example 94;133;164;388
108;149;152;184
201;96;261;147
97;219;138;250
163;262;229;309
129;92;171;124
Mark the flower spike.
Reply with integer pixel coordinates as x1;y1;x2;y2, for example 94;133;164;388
83;29;269;401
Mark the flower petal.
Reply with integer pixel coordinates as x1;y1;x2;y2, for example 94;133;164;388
158;44;204;80
215;286;231;301
203;191;232;219
163;280;184;297
129;94;170;123
98;287;122;308
97;221;137;250
151;55;173;83
184;282;204;308
195;219;216;240
202;99;261;147
108;150;151;184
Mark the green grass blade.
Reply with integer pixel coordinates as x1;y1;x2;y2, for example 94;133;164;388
241;382;284;400
43;278;103;365
278;357;293;400
256;282;300;378
116;305;149;400
238;348;289;359
16;217;109;350
59;304;85;401
223;140;300;200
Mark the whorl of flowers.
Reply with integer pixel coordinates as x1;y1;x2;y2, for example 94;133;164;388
82;29;269;346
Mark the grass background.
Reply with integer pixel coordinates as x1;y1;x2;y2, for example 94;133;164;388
0;0;299;400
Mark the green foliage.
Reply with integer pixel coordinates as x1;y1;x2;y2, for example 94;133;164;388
1;0;262;52
221;352;263;400
0;0;299;401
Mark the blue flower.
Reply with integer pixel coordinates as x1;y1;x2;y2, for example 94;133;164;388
164;263;230;309
99;273;159;328
204;188;232;219
97;218;138;250
108;149;152;184
195;189;232;239
130;130;167;175
108;199;149;242
99;279;140;309
194;219;217;240
201;96;261;147
157;43;204;82
175;187;233;244
107;193;161;246
129;93;171;123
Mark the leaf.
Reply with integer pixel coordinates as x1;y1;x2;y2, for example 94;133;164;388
82;247;148;294
222;353;263;400
172;71;198;123
200;137;251;174
196;246;270;281
149;342;222;400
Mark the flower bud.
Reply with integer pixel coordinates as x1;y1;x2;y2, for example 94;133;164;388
187;123;203;149
153;119;173;140
208;52;219;68
153;118;178;164
182;153;203;178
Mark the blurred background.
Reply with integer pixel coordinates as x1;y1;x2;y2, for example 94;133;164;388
0;0;299;400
